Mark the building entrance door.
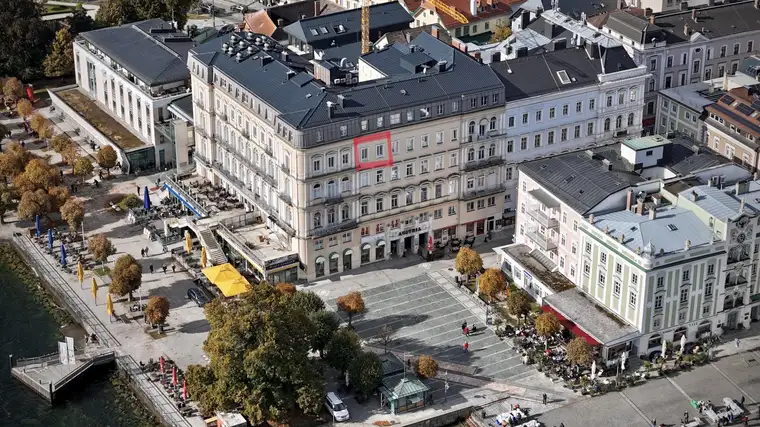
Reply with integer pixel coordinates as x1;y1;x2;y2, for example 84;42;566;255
391;240;399;256
404;236;413;252
726;311;738;329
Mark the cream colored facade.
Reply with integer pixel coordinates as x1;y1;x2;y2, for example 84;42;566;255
705;117;759;171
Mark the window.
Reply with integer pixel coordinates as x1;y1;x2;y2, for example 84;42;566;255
406;137;414;151
584;263;590;275
508;116;515;127
420;159;429;173
653;318;661;329
449;206;456;216
406;163;414;176
522;113;529;124
376;116;384;127
733;43;740;55
436;131;444;144
589;99;595;110
571;243;577;255
585;242;592;254
682;269;690;281
360;172;369;187
618;92;624;105
560;128;568;141
720;45;726;57
600;252;607;264
606;93;613;107
390;113;400;125
376;198;384;212
507;140;514;152
628;113;635;127
666;55;673;67
313;158;322;172
576;101;582;113
654;295;663;309
435;155;443;170
707;264;715;275
535;110;542;121
451;128;458;141
549;107;556;119
598;272;606;286
421;134;429;148
315;239;323;250
702;306;710;315
534;134;541;148
705;281;713;296
360;200;368;215
391;166;399;180
573;220;578;231
391;194;398;208
657;277;664;288
615;263;622;274
376;169;384;183
360;147;368;161
450;152;459;167
749;40;755;53
629;291;637;307
376;144;384;158
587;122;594;136
562;104;568;116
574;125;581;138
613;280;621;296
520;137;527;150
547;131;554;145
631;274;637;285
679;288;688;304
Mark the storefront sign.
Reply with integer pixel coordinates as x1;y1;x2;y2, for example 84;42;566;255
387;220;432;240
265;254;300;270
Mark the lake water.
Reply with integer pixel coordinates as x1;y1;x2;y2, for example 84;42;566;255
0;259;155;427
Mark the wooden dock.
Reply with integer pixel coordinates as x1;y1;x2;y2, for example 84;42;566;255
10;347;115;402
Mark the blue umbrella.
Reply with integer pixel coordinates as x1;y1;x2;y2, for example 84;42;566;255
35;215;41;237
143;186;151;211
47;229;53;251
60;244;67;267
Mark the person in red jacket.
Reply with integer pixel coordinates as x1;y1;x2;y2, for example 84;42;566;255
463;341;469;353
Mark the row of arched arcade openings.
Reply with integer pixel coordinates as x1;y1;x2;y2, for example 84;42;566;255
314;241;388;278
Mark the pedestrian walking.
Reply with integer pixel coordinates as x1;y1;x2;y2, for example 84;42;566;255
149;264;154;274
60;169;63;178
461;321;467;332
140;248;145;257
137;185;141;195
144;246;149;256
464;326;469;336
559;423;564;427
652;419;656;427
463;341;469;353
543;393;548;405
741;395;746;407
162;265;167;274
172;264;176;273
735;337;740;348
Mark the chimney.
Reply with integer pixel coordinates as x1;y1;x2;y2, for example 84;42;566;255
602;159;612;171
690;190;699;201
735;181;750;195
431;26;439;40
649;15;656;25
680;1;688;10
619;234;626;243
281;51;289;62
437;60;447;72
691;9;698;22
684;23;690;36
337;94;346;108
315;0;320;16
723;72;729;91
649;208;657;220
286;70;296;79
277;18;284;27
741;197;747;211
626;189;634;212
261;56;272;66
645;7;653;16
589;213;595;224
554;38;567;50
636;199;644;215
685;239;691;250
326;101;335;119
470;0;478;16
521;10;530;30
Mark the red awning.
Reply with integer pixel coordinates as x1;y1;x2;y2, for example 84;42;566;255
642;118;656;127
542;305;600;346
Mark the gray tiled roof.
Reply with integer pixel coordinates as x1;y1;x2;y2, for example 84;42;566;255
591;205;716;255
79;19;194;86
283;2;412;44
683;179;760;220
191;31;504;130
169;95;194;121
519;150;644;214
490;46;636;102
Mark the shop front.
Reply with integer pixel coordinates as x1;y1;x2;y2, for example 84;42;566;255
387;219;433;257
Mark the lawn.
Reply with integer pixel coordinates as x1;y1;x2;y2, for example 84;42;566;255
93;266;111;276
43;4;76;15
57;88;146;151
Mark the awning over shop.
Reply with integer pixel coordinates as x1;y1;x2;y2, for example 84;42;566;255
542;305;599;346
202;263;251;297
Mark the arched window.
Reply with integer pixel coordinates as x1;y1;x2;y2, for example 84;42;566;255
313;212;322;228
312;183;322;199
478;145;486;160
467;148;475;162
341;204;350;221
327;208;336;225
315;256;325;277
616;115;623;129
629;86;637;102
341;176;350;192
327;180;337;198
260;152;266;166
489;117;497;131
604;118;611;131
488;143;496;157
468;121;476;135
628;112;635;127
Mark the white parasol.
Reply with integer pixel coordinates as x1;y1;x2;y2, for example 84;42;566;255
661;336;667;353
620;351;628;370
680;334;687;353
590;360;597;381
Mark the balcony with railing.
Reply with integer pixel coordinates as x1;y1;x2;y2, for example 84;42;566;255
465;129;502;143
526;228;557;251
310;219;358;238
527;208;559;229
462;184;506;201
307;164;355;180
216;137;277;188
462;156;506;172
163;174;209;217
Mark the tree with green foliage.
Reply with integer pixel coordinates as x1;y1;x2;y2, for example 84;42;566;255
325;328;362;379
66;4;96;35
96;0;194;29
291;289;326;313
311;310;340;358
96;145;118;174
535;312;562;338
0;0;54;80
61;144;79;166
566;337;592;366
185;283;324;423
110;254;142;301
506;289;532;324
51;134;73;153
44;27;75;78
348;351;383;400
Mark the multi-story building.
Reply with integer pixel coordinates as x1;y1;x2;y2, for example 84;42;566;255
705;85;760;171
399;0;513;40
495;136;746;359
51;19;197;171
187;30;510;280
488;45;649;220
596;1;760;133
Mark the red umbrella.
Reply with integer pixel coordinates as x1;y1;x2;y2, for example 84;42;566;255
427;235;433;252
182;379;188;400
172;366;177;386
159;356;165;374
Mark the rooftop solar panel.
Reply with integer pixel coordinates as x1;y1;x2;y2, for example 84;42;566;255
751;100;760;111
722;95;736;104
737;103;755;115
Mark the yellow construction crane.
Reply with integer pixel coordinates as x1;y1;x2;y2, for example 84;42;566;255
424;0;469;24
361;0;371;54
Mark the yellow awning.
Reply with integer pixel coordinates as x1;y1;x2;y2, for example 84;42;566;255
202;263;250;297
216;276;251;297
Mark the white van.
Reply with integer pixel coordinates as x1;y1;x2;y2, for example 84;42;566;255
325;392;350;422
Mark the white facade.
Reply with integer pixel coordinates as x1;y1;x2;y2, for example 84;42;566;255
72;39;190;168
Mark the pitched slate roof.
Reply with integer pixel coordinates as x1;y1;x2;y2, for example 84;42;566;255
79;19;193;86
283;2;412;44
191;31;503;130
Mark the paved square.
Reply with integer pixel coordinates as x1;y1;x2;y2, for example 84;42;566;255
329;275;533;381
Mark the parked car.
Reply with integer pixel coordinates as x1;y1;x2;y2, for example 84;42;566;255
325;392;350;422
187;287;210;307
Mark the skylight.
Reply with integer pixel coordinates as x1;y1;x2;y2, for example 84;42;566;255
310;28;318;36
319;26;329;34
667;224;678;231
557;70;571;85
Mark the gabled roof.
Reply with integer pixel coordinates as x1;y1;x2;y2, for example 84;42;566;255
605;11;659;44
283;2;412;44
79;19;193;86
408;0;512;29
